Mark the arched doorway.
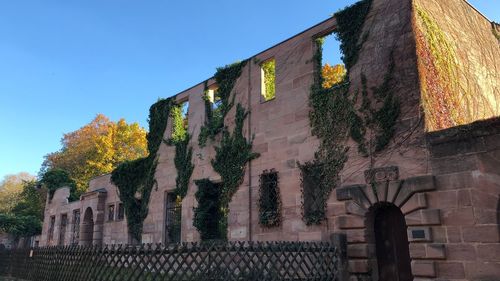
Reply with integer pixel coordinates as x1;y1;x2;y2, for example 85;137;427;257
373;203;413;281
80;207;94;246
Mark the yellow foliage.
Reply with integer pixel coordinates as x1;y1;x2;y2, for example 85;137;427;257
321;63;347;89
43;114;147;195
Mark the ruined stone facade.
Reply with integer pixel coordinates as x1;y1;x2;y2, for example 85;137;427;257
39;0;500;280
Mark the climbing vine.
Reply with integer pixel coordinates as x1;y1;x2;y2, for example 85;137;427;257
350;53;400;155
194;104;258;239
193;179;226;241
334;0;373;71
299;0;400;224
111;98;173;242
194;58;258;239
299;38;352;225
165;103;194;200
211;103;260;207
198;61;247;147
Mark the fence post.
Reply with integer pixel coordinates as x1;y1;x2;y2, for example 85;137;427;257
331;233;349;281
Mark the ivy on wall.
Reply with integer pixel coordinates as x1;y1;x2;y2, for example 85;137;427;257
194;60;259;240
299;38;352;225
211;103;260;207
299;0;377;225
111;98;173;242
334;0;373;71
198;61;248;147
165;103;194;200
350;54;400;155
193;179;226;241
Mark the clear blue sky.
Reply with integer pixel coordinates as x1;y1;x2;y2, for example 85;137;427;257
0;0;498;179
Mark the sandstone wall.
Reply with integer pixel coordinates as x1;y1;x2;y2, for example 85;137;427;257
414;0;500;131
423;118;500;280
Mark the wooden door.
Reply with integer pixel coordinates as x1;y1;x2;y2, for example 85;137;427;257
374;205;413;281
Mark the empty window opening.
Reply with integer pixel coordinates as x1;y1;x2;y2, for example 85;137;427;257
261;58;276;101
71;210;80;245
59;214;68;245
165;193;182;244
207;84;222;112
258;169;281;227
320;33;346;89
117;203;124;220
108;204;115;221
171;100;189;141
48;216;55;243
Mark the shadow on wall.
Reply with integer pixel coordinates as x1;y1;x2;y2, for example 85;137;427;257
497;198;500;239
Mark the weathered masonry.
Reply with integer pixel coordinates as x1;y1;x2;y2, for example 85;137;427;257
40;0;500;280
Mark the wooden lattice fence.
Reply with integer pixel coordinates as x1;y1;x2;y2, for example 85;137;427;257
0;241;339;281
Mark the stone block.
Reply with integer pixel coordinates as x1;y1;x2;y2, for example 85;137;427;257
345;201;367;217
338;215;365;229
409;243;426;259
446;244;476;261
426;244;446;259
347;244;369;258
411;260;436;277
462;226;499;242
435;171;473;190
445;226;462;243
436;262;465;279
401;193;427;214
457;189;471;207
345;229;366;244
348;260;369;273
442;208;475;226
465;262;500;280
477;244;500;261
386;180;402;203
373;181;388;202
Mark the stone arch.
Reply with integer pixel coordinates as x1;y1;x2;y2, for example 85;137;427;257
336;167;443;280
80;207;94;246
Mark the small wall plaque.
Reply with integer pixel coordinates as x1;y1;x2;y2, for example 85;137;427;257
407;227;431;242
412;229;426;239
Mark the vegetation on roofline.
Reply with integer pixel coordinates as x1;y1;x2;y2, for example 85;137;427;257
198;61;248;147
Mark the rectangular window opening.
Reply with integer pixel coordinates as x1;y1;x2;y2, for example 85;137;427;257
165;193;182;244
206;84;223;122
108;204;115;221
72;210;80;245
318;33;346;89
48;216;55;242
259;169;281;227
261;58;276;102
59;214;68;245
117;203;124;220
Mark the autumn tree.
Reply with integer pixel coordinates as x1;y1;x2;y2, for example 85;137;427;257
41;114;147;195
321;63;347;89
0;176;46;238
0;173;36;213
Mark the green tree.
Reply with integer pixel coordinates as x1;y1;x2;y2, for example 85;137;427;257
0;180;45;238
39;169;77;201
0;173;36;213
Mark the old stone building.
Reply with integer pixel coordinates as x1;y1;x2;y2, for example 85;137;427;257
39;0;500;280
